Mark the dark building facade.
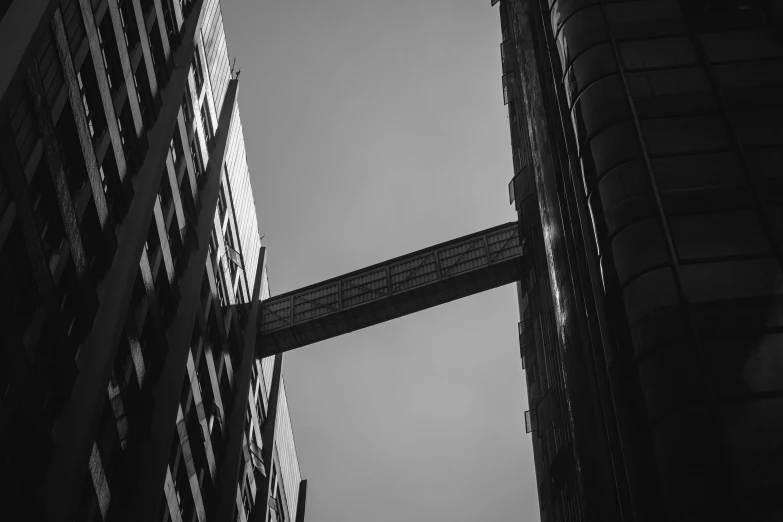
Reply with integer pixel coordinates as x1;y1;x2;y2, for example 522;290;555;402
499;0;783;520
0;1;305;521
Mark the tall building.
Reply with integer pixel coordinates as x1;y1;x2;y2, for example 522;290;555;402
498;0;783;520
5;0;783;521
0;1;305;521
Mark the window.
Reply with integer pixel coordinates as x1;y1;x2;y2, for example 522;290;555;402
190;141;203;180
181;94;193;125
218;185;228;222
76;72;94;137
99;166;108;194
192;47;204;90
201;104;213;142
97;18;122;90
117;117;126;147
169;139;178;165
120;0;139;49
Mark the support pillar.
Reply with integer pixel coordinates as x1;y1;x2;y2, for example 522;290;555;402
41;2;207;519
295;480;308;522
123;75;238;521
249;353;283;522
215;248;270;521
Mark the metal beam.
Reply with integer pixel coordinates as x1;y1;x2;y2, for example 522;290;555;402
258;221;525;357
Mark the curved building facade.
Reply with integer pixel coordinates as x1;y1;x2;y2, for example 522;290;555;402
501;0;783;520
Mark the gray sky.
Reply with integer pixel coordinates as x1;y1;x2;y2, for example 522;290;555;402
221;1;540;520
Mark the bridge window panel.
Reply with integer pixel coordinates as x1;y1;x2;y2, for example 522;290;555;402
262;298;292;331
390;254;438;293
437;239;489;279
341;268;388;308
293;284;339;323
486;226;523;261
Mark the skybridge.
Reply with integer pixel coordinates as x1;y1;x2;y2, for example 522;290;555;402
257;221;525;357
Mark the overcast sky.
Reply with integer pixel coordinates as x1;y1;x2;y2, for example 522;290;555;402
221;1;540;520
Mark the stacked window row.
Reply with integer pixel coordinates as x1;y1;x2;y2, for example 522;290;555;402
0;0;199;512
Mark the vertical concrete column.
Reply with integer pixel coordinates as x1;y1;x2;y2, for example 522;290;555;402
25;64;88;277
76;0;129;185
105;0;145;140
248;353;283;522
51;8;111;232
295;480;308;522
152;0;172;62
130;0;160;101
123;76;238;521
215;249;270;522
41;2;207;519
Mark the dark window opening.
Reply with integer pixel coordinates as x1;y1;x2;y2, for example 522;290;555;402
76;62;107;141
148;24;169;87
55;102;89;197
118;0;140;50
200;104;213;143
97;16;123;92
192;47;204;91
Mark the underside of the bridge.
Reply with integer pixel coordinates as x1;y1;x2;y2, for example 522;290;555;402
256;221;526;357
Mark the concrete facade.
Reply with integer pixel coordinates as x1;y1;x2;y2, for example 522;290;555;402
0;1;304;521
